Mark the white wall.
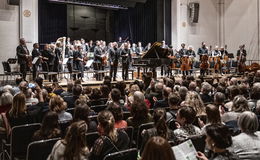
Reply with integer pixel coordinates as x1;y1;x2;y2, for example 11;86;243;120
172;0;260;61
0;0;19;73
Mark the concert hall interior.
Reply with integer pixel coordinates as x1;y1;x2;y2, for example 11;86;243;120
0;0;260;160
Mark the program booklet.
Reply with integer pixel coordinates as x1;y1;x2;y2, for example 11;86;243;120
172;139;197;160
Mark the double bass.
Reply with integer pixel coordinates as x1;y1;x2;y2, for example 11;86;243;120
181;55;191;71
200;54;209;70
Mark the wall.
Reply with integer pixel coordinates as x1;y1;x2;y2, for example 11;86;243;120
172;0;260;61
0;0;19;73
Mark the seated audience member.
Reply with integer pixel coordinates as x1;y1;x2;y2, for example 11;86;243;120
154;87;171;108
49;95;72;122
196;124;239;160
178;86;188;102
141;108;176;153
248;83;260;111
6;93;33;127
230;111;260;159
238;84;249;99
88;88;103;105
127;84;140;103
107;103;127;129
115;81;127;97
48;121;89;160
146;82;164;107
189;81;197;92
199;104;222;133
19;81;28;94
225;85;240;111
106;88;126;110
221;95;249;123
141;136;176;160
73;104;97;132
200;82;213;103
0;92;13;113
100;85;110;99
174;106;201;143
213;92;226;110
166;92;181;121
33;111;61;141
127;91;150;110
25;88;39;106
89;110;129;160
184;91;206;116
52;82;64;96
63;84;82;108
127;101;153;130
60;81;73;97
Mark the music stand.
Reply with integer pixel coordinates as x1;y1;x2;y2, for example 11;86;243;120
228;53;234;59
7;58;17;64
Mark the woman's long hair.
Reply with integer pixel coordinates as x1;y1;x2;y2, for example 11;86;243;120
185;91;205;115
153;108;169;139
97;110;118;142
63;121;88;160
9;93;26;118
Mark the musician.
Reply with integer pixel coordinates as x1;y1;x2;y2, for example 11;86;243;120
131;43;137;56
237;44;247;73
41;44;51;79
65;45;74;78
93;41;103;80
118;37;123;48
161;40;169;76
136;42;144;56
197;42;208;56
211;46;221;57
32;43;41;81
121;43;132;80
108;42;120;81
186;45;196;75
73;45;84;81
144;43;151;51
16;38;30;80
220;46;228;58
87;40;95;52
178;43;187;57
52;42;62;82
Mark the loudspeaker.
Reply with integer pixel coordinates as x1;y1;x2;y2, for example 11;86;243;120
7;0;20;5
189;2;199;23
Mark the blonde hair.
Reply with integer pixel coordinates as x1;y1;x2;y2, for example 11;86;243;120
185;91;205;116
49;95;67;113
9;93;26;118
97;110;118;142
0;92;13;106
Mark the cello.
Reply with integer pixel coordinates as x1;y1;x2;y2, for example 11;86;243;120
200;54;209;70
181;55;190;72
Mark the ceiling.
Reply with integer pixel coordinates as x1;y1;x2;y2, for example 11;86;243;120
48;0;147;9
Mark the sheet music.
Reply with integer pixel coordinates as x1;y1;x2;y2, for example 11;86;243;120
85;59;94;67
172;139;197;160
63;58;69;65
32;57;39;64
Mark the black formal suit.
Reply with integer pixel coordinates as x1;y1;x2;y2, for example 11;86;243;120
93;46;103;80
73;50;84;79
121;48;132;80
16;44;29;80
179;48;188;57
136;47;144;56
41;49;51;79
108;47;120;80
53;48;62;72
32;48;41;80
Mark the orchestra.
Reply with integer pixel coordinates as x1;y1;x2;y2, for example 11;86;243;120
14;37;249;82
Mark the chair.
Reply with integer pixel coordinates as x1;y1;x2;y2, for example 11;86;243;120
59;121;72;138
136;122;154;149
85;132;100;149
189;135;206;153
2;61;21;82
26;138;60;160
120;127;134;147
91;105;107;113
2;123;41;160
103;148;138;160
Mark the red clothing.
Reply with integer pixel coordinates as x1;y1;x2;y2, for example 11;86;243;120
114;120;128;129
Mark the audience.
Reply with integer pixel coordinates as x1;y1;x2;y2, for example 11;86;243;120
89;110;129;160
48;121;89;160
33;111;61;141
49;95;72;122
107;103;127;129
141;136;176;160
0;92;13;113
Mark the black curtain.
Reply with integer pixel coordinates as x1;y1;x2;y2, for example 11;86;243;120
38;0;67;44
114;0;157;45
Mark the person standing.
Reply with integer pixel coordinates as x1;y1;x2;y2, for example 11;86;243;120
94;41;103;80
108;42;120;81
41;44;51;80
32;43;41;81
121;43;132;80
197;42;208;56
16;38;30;81
73;45;84;81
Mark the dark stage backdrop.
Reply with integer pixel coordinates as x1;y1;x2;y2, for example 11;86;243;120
114;0;171;45
38;0;67;44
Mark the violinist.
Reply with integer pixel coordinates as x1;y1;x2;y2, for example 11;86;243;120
73;45;84;81
211;46;221;57
136;42;144;56
220;46;228;58
32;43;42;81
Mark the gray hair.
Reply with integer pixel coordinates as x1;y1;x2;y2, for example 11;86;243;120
232;95;249;112
238;111;259;133
201;82;212;94
133;91;145;102
0;92;13;106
